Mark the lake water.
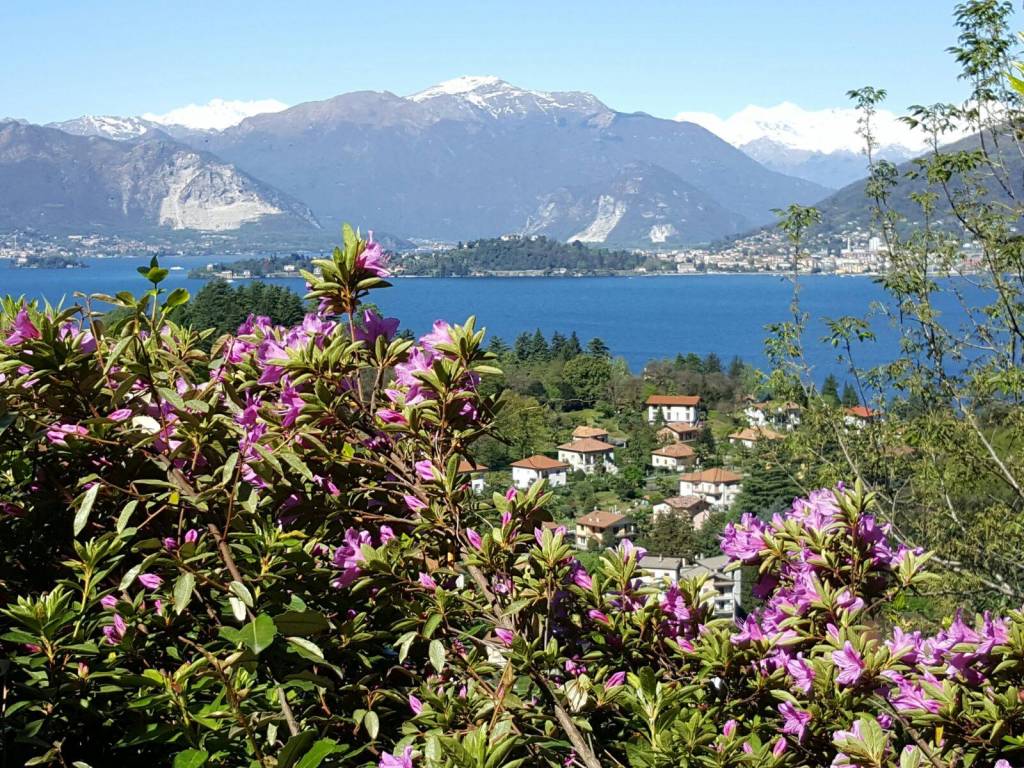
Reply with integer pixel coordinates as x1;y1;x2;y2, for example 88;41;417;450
0;255;976;379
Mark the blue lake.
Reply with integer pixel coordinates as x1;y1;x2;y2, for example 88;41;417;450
0;256;976;379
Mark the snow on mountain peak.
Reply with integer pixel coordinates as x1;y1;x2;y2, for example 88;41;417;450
675;101;940;155
143;98;289;131
408;75;605;118
409;75;507;100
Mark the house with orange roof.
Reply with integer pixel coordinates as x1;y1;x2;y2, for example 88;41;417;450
679;468;743;509
657;421;704;443
646;394;701;425
557;438;617;475
651;442;697;471
728;426;785;449
510;454;570;489
844;405;879;428
571;425;610;442
651;494;712;528
574;509;636;550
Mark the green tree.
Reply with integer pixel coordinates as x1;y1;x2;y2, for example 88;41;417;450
643;513;696;558
821;374;840;406
562;355;613;408
586;337;610;357
840;382;859;407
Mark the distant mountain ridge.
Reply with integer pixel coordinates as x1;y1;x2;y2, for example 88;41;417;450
0;121;319;234
7;78;832;245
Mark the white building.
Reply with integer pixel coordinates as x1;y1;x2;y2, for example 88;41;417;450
843;405;879;429
657;422;703;443
744;401;801;431
511;455;570;489
575;510;636;550
651;442;696;472
651;495;712;529
571;425;610;442
557;438;617;475
728;426;784;449
636;554;742;618
679;468;743;509
646;394;701;425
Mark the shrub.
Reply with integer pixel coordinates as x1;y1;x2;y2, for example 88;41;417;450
1;227;1021;767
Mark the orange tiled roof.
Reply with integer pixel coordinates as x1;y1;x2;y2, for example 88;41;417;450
647;394;701;406
572;425;609;439
457;459;488;473
511;454;569;470
576;510;627;529
557;438;615;454
653;443;696;458
680;468;743;484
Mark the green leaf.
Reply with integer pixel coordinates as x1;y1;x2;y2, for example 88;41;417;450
173;572;195;615
228;580;254;608
274;610;329;636
238;614;276;655
115;500;138;534
295;739;341;768
74;484;100;536
277;731;317;768
165;288;190;308
364;710;379;739
287;636;325;663
172;749;208;768
429;639;446;673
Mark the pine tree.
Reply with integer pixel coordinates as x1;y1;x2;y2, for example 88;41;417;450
565;332;583;358
587;337;610;357
529;329;549;361
841;382;860;407
821;374;840;406
513;332;532;361
703;352;722;373
728;356;745;379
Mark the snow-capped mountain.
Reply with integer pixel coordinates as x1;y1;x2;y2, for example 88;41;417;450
21;77;831;244
408;75;610;121
675;102;948;188
48;115;162;141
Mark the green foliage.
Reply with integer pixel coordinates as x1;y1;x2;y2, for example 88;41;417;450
172;280;306;344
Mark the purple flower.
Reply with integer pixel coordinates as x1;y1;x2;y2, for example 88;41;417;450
46;423;88;446
138;573;162;590
495;627;515;646
466;529;483;549
832;641;865;686
779;701;812;743
605;671;626;689
504;487;517;501
355;309;400;344
100;595;118;610
414;460;436;482
723;719;737;738
379;746;413;768
786;654;815;693
403;495;427;512
617;539;646;561
184;528;199;544
108;408;133;422
4;308;40;346
570;561;592;590
102;614;126;645
720;513;766;563
409;694;423;714
418;572;437;591
377;408;407;425
772;737;787;757
588;609;610;624
356;238;390;278
420;320;453;353
163;537;178;551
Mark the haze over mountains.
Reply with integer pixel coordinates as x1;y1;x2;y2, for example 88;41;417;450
0;77;930;246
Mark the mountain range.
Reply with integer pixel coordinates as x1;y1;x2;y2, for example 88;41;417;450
676;102;940;189
1;77;838;247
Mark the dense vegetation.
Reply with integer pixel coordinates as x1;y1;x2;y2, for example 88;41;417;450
3;227;1023;768
1;5;1023;766
188;253;316;279
172;280;306;342
396;236;664;276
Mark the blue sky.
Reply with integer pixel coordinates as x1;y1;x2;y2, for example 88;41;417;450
3;1;985;124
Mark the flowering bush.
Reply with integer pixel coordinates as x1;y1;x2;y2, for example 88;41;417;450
1;226;1022;767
